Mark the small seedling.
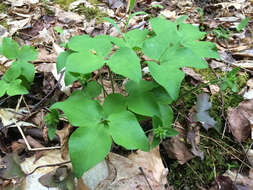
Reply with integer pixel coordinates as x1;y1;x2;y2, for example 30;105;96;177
221;67;240;92
0;38;37;97
236;17;249;32
54;26;64;34
212;27;230;39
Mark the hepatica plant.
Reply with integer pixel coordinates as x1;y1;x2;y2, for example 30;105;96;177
46;16;220;177
0;38;37;97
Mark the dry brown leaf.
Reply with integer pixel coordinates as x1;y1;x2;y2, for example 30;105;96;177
55;124;72;160
128;146;168;185
96;152;170;190
182;67;203;81
209;175;237;190
227;99;253;142
224;170;253;188
162;124;194;164
77;178;91;190
20;150;70;190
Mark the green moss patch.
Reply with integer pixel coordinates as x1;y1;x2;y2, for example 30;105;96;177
74;5;107;24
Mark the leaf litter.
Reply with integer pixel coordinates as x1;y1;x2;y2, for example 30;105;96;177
0;0;253;189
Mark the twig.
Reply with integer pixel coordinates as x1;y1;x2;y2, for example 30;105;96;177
98;70;108;97
0;96;12;106
200;134;252;169
139;167;153;190
234;142;253;185
15;121;61;151
30;70;65;113
26;160;71;176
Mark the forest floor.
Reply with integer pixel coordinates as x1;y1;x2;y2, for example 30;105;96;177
0;0;253;189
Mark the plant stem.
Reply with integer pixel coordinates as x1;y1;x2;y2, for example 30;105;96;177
98;71;108;97
108;67;115;93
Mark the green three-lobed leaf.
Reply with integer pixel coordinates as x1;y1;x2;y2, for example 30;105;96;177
142;17;220;100
50;91;149;177
0;37;37;97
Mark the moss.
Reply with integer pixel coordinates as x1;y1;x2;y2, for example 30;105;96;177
169;67;249;188
53;0;76;10
0;3;9;28
0;2;8;12
0;19;8;29
52;0;107;23
166;129;241;189
74;5;107;24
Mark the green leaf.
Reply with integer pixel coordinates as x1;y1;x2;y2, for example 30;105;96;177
125;80;158;94
124;29;148;49
64;70;79;86
108;111;149;151
236;17;249;32
7;79;28;96
157;103;173;126
166;128;179;136
221;67;240;92
66;35;112;75
183;41;220;59
108;36;126;47
148;61;185;100
126;80;173;124
167;47;208;69
45;109;59;140
151;86;173;104
103;93;127;117
68;35;112;57
2;37;19;59
51;91;103;127
2;63;21;82
17;45;38;62
66;52;105;75
129;0;136;12
84;81;101;98
150;17;178;36
175;15;188;24
127;91;160;117
54;26;64;34
56;51;72;73
178;23;206;41
151;4;163;9
107;47;141;82
143;32;179;62
69;125;112;178
0;80;8;97
151;136;161;148
18;61;35;82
